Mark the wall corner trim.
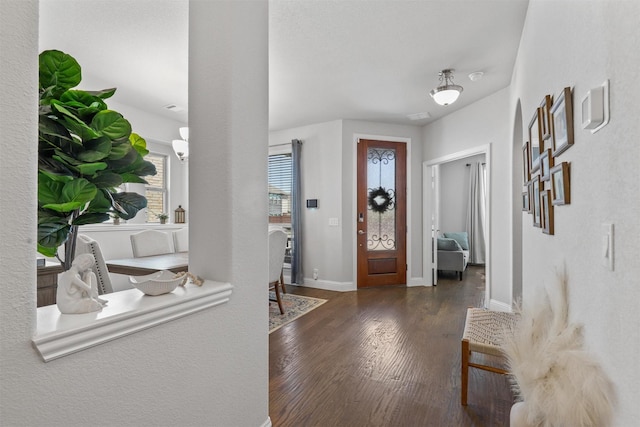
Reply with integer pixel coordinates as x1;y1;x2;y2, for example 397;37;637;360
488;298;512;313
33;280;233;362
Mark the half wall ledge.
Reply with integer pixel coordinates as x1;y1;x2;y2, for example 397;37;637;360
33;280;233;362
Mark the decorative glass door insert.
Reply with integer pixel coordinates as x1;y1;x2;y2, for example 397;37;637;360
367;147;397;251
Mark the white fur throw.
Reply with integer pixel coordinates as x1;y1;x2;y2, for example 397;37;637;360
502;273;615;426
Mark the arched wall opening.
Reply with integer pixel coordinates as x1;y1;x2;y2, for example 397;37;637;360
511;99;524;304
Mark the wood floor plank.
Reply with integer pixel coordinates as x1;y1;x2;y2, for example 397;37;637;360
269;266;513;426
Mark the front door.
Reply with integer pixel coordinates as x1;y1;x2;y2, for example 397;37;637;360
357;139;407;287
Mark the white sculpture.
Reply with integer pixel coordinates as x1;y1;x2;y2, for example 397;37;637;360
57;253;108;314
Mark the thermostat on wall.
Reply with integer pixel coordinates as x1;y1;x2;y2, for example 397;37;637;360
581;80;610;133
306;199;318;208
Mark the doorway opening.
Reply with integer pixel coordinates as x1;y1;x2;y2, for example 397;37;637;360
423;144;492;307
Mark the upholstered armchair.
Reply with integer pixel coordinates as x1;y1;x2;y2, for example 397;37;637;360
437;232;469;281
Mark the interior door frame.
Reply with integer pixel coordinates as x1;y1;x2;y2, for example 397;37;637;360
353;134;412;287
423;144;492;307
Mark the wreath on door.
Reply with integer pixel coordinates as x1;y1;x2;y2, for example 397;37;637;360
368;186;394;214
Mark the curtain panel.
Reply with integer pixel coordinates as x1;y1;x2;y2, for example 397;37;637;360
291;139;304;284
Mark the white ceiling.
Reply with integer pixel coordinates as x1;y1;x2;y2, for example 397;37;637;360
40;0;529;132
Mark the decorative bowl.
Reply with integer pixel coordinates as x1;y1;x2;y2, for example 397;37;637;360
129;270;184;296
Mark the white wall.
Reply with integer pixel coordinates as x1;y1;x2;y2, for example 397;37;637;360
107;100;190;219
423;88;511;305
269;120;346;287
0;2;269;426
439;153;485;234
269;119;424;288
511;1;640;424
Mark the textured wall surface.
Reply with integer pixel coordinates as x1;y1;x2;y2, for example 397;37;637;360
422;88;512;304
512;1;640;424
0;2;270;426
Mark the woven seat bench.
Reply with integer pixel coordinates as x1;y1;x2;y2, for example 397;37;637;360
461;307;519;405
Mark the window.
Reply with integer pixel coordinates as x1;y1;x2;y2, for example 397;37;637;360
268;153;292;224
144;153;168;222
268;153;293;264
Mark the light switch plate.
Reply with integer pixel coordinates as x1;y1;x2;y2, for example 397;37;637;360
602;223;614;271
328;218;339;227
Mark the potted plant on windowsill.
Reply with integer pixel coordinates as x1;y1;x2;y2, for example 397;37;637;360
37;50;156;270
156;213;169;224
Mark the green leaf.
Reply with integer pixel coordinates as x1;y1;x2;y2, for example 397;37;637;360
86;189;112;213
107;141;132;160
38;169;74;183
120;173;149;184
91;110;131;140
39;156;74;178
62;179;97;204
77;136;112;162
37;244;58;258
60;90;107;109
90;171;123;188
39;115;73;145
107;146;140;171
39;50;81;96
72;212;110;225
132;159;158;177
86;88;116;100
60;90;108;120
38;172;64;206
76;161;108;176
37;216;70;253
129;133;149;156
42;179;97;213
111;192;147;220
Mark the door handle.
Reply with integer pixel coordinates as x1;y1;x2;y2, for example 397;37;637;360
358;230;365;235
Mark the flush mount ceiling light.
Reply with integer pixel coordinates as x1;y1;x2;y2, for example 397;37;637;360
172;126;189;161
429;69;463;106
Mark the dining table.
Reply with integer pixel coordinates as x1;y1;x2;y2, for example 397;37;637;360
106;252;189;276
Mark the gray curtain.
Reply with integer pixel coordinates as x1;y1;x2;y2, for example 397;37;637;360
291;139;304;284
466;162;486;264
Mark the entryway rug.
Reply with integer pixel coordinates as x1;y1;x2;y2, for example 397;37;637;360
269;292;327;333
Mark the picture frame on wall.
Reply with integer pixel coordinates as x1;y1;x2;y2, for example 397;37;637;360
541;189;554;235
551;87;574;157
522;191;530;212
539;148;554;181
551;162;571;205
527;179;534;214
540;94;553;141
522;141;531;183
529;108;543;172
532;175;542;227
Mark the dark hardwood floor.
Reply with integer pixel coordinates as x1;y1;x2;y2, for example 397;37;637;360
269;265;513;427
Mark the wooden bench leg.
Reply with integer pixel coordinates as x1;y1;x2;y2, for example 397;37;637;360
461;338;470;405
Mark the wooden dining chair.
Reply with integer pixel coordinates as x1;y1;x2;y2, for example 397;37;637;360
268;229;288;314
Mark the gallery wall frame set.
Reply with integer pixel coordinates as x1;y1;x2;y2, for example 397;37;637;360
551;162;571;206
550;87;574;157
541;189;554;235
522;87;573;237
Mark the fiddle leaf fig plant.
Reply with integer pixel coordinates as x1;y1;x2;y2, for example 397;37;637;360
38;49;156;269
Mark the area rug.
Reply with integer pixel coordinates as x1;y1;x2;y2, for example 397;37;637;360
269;292;327;333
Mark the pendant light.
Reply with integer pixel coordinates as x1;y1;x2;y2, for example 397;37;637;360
429;69;463;106
172;126;189;161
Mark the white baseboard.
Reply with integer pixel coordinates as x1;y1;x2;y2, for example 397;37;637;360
289;277;426;290
489;299;513;312
294;278;355;292
407;277;427;287
259;417;272;427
